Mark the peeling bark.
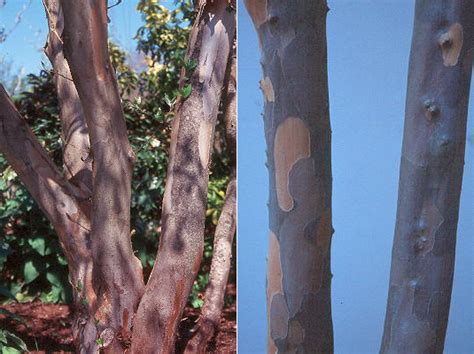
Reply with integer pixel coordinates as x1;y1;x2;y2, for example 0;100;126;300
60;1;145;352
381;2;474;353
245;1;334;352
131;2;235;353
184;51;236;354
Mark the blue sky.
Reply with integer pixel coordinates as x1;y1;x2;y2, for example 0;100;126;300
0;0;142;75
238;0;473;353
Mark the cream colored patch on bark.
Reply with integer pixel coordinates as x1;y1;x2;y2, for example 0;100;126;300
199;120;213;169
260;77;275;102
267;231;282;354
267;231;283;300
244;0;267;28
439;23;463;67
274;117;311;211
163;114;181;211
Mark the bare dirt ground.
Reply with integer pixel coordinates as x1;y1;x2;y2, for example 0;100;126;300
0;300;236;353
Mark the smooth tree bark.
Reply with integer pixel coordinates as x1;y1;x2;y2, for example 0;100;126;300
184;48;237;354
42;1;98;349
131;2;236;352
1;0;236;352
245;1;334;353
0;84;98;351
381;2;474;353
59;1;145;352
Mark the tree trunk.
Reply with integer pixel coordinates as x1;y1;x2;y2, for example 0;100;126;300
184;49;236;354
131;1;235;353
245;1;334;353
42;1;98;350
0;84;97;351
381;2;473;353
60;1;145;351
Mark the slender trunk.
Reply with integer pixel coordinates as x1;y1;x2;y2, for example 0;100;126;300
42;1;98;350
131;2;235;353
245;1;334;353
184;50;237;354
381;2;473;353
60;1;145;351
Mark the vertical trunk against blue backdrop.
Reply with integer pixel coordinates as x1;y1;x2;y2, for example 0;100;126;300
245;1;334;353
381;1;473;353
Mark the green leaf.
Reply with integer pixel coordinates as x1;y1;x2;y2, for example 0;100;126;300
46;271;62;288
23;260;39;284
191;298;204;309
28;237;46;256
181;84;192;99
1;330;27;353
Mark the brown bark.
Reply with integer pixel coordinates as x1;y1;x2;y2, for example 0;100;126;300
60;1;145;351
41;2;98;350
381;1;474;353
184;50;236;354
0;85;97;351
43;0;93;193
131;2;236;353
245;1;334;353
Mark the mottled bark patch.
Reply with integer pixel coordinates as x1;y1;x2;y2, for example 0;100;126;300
244;0;267;28
438;22;463;67
287;320;305;352
260;77;275;102
274;117;310;211
280;158;326;316
199;120;213;169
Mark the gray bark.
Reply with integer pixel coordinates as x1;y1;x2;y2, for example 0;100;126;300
381;1;474;353
245;1;334;353
131;1;236;353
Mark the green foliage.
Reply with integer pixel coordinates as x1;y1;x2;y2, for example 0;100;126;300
0;310;28;353
0;0;234;310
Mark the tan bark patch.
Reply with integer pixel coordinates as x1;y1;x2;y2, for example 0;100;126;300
274;117;311;211
439;23;463;67
268;336;278;354
199;120;213;169
267;230;283;300
267;231;282;354
244;0;267;28
260;77;275;102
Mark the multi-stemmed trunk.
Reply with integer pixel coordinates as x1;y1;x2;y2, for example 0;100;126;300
1;0;236;352
245;1;334;353
381;1;474;353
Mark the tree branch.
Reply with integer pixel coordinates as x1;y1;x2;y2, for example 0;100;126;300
43;0;93;195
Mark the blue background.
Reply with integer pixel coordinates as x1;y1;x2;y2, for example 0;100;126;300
0;0;142;75
238;1;473;353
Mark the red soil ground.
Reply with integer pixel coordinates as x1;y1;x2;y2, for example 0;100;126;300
0;301;236;353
